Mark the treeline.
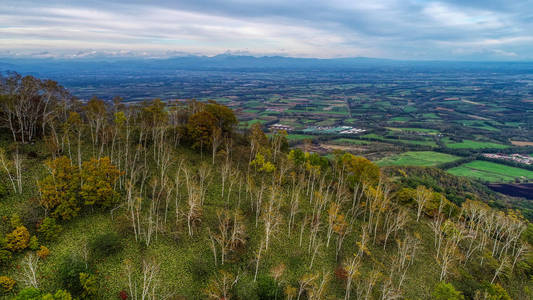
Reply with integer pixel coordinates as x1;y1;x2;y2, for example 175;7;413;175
437;156;477;170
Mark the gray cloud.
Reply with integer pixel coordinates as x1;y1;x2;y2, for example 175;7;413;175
0;0;532;60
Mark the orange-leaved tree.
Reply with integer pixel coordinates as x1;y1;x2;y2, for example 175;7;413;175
80;157;122;208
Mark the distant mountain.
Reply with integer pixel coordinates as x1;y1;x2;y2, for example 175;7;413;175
1;55;532;76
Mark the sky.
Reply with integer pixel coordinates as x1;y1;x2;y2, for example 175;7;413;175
1;0;532;60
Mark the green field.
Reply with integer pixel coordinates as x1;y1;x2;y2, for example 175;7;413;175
447;160;533;182
362;133;437;147
386;127;440;134
377;151;459;167
444;139;508;149
400;140;438;147
422;113;439;119
459;120;500;132
286;134;316;141
238;119;266;128
330;138;372;145
390;116;410;122
403;106;417;113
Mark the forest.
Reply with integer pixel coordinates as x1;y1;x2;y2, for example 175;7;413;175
0;72;532;299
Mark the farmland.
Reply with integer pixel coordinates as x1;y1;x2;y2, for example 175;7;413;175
443;139;509;149
447;160;533;182
4;58;532;185
286;134;316;141
377;151;460;167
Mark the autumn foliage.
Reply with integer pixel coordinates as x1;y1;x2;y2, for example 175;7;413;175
37;245;50;259
0;275;15;294
5;226;30;252
38;156;80;220
39;156;121;219
80;157;121;207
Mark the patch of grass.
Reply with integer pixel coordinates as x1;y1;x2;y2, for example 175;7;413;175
287;134;315;141
361;133;384;140
444;139;508;149
460;120;500;131
422;113;439;119
331;138;372;145
403;106;417;113
447;160;533;182
386;127;440;134
377;151;459;167
400;140;438;147
390;116;410;122
362;134;437;147
239;119;266;128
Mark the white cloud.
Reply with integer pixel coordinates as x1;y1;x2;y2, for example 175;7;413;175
0;0;531;60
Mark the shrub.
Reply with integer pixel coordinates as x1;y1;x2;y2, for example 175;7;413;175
256;275;282;300
15;287;41;299
29;236;39;250
0;249;12;266
37;245;50;259
113;214;131;236
37;217;62;242
79;272;98;298
234;275;259;300
432;282;464;300
0;275;16;294
58;255;88;296
10;214;22;228
334;265;348;281
479;283;511;300
189;257;211;282
0;181;8;198
42;289;72;300
89;232;122;259
6;226;30;252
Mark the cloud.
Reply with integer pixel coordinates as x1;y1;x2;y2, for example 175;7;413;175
0;0;531;60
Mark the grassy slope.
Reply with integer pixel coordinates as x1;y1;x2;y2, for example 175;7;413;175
0;143;442;299
0;139;530;299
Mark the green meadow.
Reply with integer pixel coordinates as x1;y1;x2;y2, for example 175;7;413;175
447;160;533;182
444;139;508;149
377;151;459;167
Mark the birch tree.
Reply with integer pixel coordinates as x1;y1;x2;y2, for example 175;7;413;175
0;147;18;193
415;185;432;222
210;209;246;265
17;253;39;288
205;270;239;300
262;189;282;251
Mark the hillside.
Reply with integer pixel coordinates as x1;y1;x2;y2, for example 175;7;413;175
0;73;532;299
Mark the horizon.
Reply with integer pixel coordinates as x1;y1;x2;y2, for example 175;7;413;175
2;0;532;61
2;53;533;64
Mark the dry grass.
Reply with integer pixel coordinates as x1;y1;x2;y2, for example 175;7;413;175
510;140;533;146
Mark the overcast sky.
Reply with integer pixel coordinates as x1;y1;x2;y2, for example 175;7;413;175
1;0;532;60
